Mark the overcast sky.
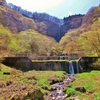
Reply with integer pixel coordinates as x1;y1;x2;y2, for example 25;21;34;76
6;0;100;19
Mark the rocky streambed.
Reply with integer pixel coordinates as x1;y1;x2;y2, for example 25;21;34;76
45;74;76;100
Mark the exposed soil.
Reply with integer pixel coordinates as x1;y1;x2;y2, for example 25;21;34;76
0;81;43;100
0;64;66;100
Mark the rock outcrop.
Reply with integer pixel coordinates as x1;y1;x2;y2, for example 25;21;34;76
8;3;64;41
87;6;96;14
8;3;33;18
1;2;84;41
60;15;84;38
8;3;64;25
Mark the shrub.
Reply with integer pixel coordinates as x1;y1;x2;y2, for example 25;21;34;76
65;87;81;96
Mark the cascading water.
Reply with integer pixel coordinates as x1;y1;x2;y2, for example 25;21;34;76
57;25;61;41
68;61;74;74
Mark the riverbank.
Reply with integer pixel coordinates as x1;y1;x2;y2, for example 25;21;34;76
65;71;100;100
0;63;100;100
45;74;75;100
0;63;66;100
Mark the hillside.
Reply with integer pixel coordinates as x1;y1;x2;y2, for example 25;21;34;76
1;0;100;58
8;3;84;41
60;5;100;56
0;0;58;59
0;64;65;100
0;0;37;33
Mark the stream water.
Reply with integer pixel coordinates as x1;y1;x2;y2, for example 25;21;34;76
69;61;74;74
45;61;79;100
45;74;75;100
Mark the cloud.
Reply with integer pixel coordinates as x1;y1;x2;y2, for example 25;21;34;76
68;11;72;16
7;0;66;12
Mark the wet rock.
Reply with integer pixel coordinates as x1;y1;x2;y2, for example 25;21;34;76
46;74;76;100
63;94;68;98
75;86;86;93
52;96;56;100
50;87;57;91
51;80;60;84
59;82;64;85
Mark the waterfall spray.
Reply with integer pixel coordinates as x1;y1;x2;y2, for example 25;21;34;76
69;61;74;74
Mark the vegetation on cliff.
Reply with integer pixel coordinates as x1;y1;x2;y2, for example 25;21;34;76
60;6;100;56
0;0;62;59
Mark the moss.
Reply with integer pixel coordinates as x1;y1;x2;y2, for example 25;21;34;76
32;60;68;63
0;64;66;99
65;71;100;99
66;87;81;96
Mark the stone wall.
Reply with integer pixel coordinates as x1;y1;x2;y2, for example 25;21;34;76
2;57;81;74
2;57;33;71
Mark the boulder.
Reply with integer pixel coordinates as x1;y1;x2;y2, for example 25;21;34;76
75;86;86;93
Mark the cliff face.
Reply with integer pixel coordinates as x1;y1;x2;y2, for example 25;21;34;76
60;15;84;38
8;3;64;41
1;2;84;41
8;3;64;25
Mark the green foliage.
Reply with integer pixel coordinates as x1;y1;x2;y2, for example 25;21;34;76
59;28;85;48
34;98;39;100
0;26;57;56
0;64;66;99
0;64;11;79
55;71;66;76
59;6;100;56
36;22;47;35
65;87;81;96
34;98;44;100
38;78;50;90
0;24;11;59
48;43;63;56
18;29;56;56
67;71;100;99
8;35;20;53
61;17;100;56
83;81;95;90
95;92;100;100
92;59;100;69
24;70;65;90
77;29;100;56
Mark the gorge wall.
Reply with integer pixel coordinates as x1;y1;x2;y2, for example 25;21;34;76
7;3;85;41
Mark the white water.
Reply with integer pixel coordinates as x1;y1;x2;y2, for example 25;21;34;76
69;61;74;74
45;75;75;100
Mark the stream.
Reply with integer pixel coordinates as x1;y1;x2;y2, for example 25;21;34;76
45;61;79;100
45;74;75;100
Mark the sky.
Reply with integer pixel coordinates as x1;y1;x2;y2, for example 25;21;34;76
6;0;100;19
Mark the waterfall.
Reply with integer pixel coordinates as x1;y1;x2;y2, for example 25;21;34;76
57;25;61;41
69;61;74;74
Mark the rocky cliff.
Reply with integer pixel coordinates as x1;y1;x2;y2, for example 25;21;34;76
61;15;84;38
4;2;84;41
8;3;64;26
